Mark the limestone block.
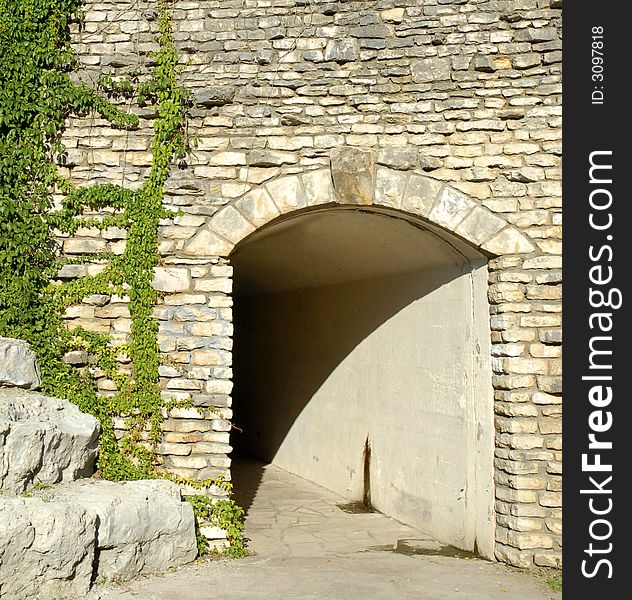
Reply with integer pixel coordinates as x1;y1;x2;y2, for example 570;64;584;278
488;282;525;303
330;146;375;205
57;263;88;279
194;85;235;107
374;167;406;209
63;350;89;365
39;479;198;581
235;187;281;228
267;136;313;151
401;174;442;217
536;376;562;395
209;151;247;166
101;53;138;68
473;55;498;73
515;27;558;43
520;315;561;328
193;165;238;180
482;228;536;255
324;38;359;63
183;228;235;257
523;255;562;270
495;543;534;568
265;175;307;214
513;53;542;69
350;24;389;39
0;337;40;389
164;176;205;196
491;344;525;357
63;237;108;254
248;149;297;167
507;531;554;550
381;8;405;23
199;524;228;540
534;551;562;568
153;267;191;293
0;498;97;599
301;169;336;206
539;329;562;345
411;57;451;82
208;205;256;245
455;206;507;246
428;186;476;231
377;147;418;171
193;277;232;294
532;392;561;405
0;388;100;495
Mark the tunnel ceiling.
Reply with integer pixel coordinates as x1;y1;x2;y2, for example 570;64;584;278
231;208;483;296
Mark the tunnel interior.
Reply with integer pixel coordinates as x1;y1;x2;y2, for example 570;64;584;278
231;206;495;556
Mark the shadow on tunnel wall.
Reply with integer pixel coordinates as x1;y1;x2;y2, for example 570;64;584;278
230;263;475;514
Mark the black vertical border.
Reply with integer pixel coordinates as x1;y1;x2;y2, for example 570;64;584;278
563;4;629;598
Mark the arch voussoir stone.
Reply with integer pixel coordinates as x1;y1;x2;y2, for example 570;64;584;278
428;186;477;231
264;175;307;214
181;151;535;258
401;173;443;217
234;187;281;229
373;166;407;210
208;204;256;246
301;169;337;207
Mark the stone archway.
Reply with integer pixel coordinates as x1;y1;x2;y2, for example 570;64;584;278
176;148;536;561
181;147;534;260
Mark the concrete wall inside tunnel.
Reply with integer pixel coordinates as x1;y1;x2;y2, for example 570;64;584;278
231;208;495;557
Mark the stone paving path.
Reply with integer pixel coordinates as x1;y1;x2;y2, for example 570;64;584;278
95;459;561;600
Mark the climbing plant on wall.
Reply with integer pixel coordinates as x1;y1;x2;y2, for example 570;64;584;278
0;0;245;556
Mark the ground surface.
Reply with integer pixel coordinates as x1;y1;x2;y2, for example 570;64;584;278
94;459;561;600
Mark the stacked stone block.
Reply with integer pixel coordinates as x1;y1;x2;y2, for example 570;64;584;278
58;0;563;568
153;260;234;483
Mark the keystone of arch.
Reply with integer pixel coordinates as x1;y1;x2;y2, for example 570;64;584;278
182;147;535;258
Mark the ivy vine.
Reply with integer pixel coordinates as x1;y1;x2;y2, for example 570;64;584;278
0;0;245;557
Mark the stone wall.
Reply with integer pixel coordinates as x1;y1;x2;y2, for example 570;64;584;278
59;0;562;568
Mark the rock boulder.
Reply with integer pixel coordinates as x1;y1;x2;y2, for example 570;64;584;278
0;497;97;599
0;388;100;494
37;479;198;581
0;336;41;389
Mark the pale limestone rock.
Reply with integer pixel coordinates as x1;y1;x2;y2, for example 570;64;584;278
381;8;405;23
301;169;336;206
374;167;406;209
402;174;442;217
248;149;297;167
482;228;536;255
428;186;476;230
411;57;451;82
324;38;359;63
152;267;191;293
330;147;375;205
0;337;40;389
199;524;228;540
235;187;282;228
38;479;198;582
183;228;235;257
455;206;507;246
0;498;97;600
194;85;235;107
209;205;256;244
265;175;307;214
0;388;100;495
63;237;108;254
208;151;247;166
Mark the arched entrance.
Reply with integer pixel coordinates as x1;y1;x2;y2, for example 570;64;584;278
180;150;535;560
231;205;494;555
